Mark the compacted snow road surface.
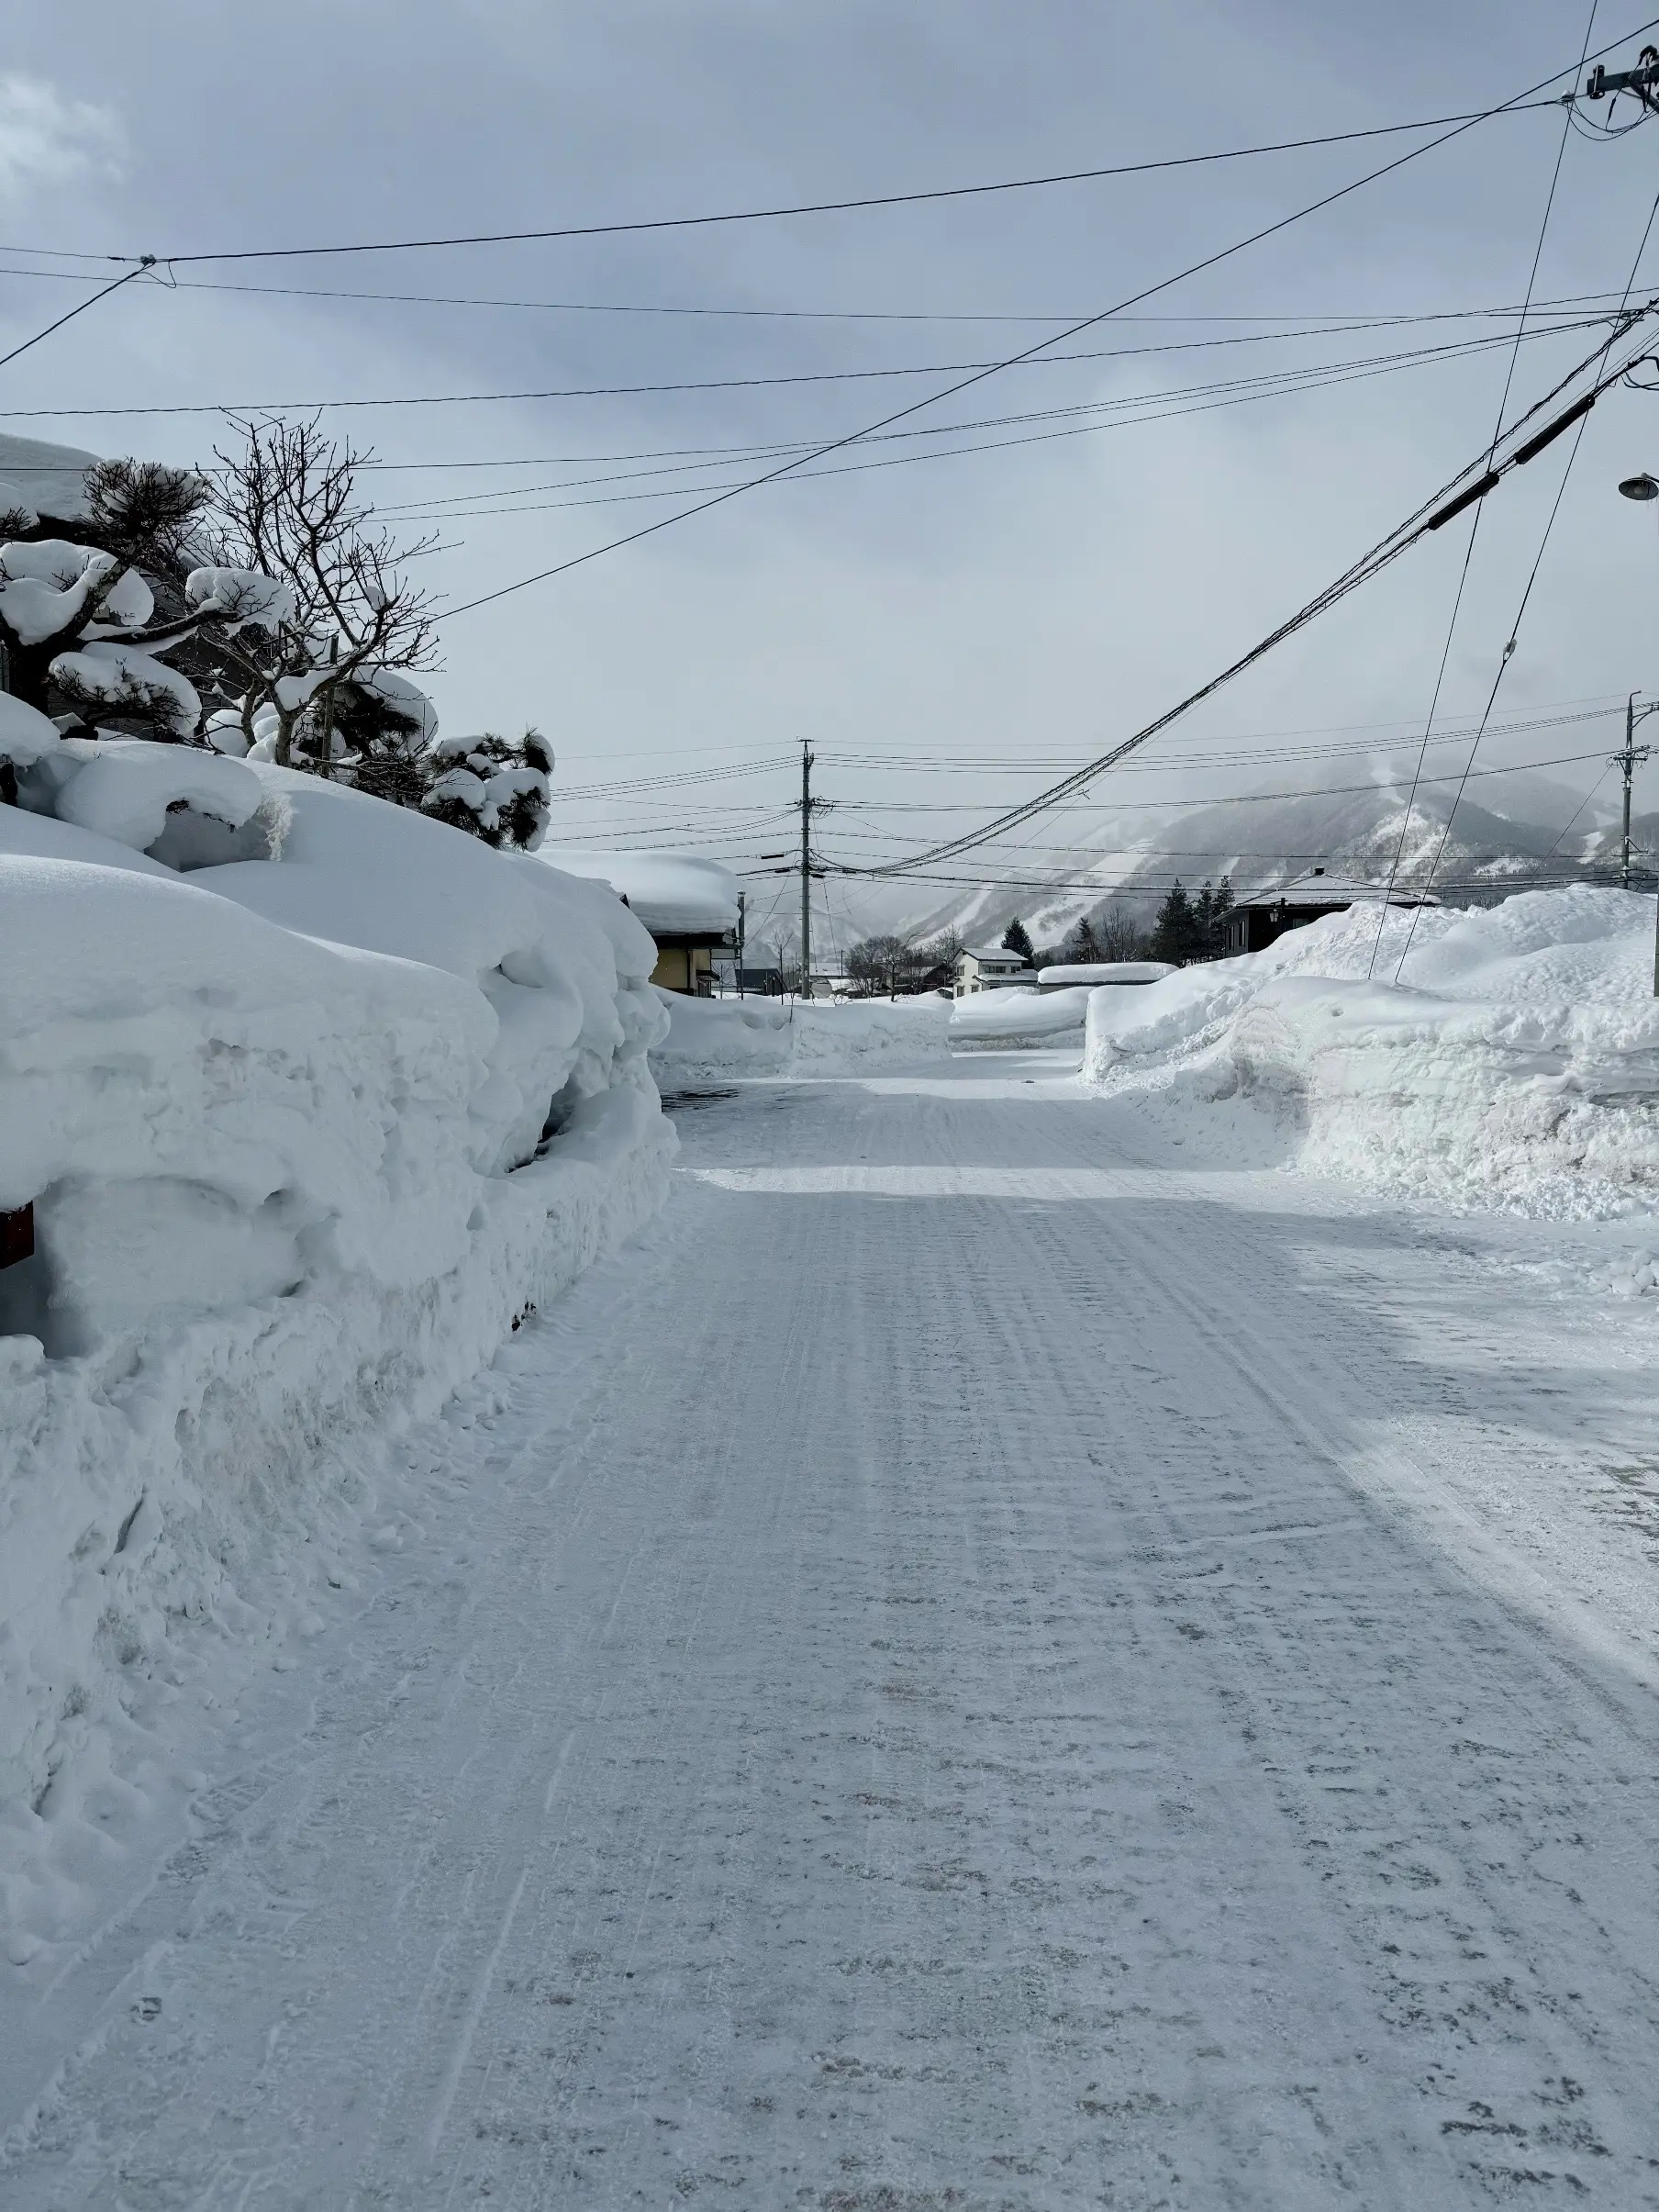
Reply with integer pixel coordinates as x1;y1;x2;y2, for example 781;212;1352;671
6;1056;1659;2207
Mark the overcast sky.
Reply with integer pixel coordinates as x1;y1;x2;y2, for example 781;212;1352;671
6;2;1659;936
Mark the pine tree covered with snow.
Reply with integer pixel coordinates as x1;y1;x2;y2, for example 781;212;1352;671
0;429;555;853
418;729;554;851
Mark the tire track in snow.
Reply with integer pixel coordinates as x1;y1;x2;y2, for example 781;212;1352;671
5;1070;1659;2206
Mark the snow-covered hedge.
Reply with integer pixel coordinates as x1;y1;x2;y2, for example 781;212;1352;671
0;717;673;1952
1083;887;1659;1213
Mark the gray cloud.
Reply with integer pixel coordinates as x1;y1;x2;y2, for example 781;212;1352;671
4;3;1656;936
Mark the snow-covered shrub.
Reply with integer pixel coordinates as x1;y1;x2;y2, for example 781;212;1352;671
419;727;552;849
49;639;202;740
0;528;209;745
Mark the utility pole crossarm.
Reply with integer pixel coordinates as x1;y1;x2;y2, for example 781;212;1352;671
1587;48;1659;107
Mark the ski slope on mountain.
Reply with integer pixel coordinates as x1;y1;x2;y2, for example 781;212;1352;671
4;1056;1657;2207
889;761;1636;951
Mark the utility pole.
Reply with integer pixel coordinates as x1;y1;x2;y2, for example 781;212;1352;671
1617;692;1658;890
798;739;816;1000
736;889;746;1000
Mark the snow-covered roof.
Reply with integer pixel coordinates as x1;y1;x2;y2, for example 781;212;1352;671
1239;870;1436;912
1038;961;1175;985
537;848;740;936
963;944;1032;965
0;432;99;526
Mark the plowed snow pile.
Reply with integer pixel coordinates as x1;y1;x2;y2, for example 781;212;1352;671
654;990;951;1080
951;984;1096;1045
0;721;673;1959
1084;886;1659;1217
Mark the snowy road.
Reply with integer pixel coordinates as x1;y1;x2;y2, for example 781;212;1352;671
7;1056;1659;2207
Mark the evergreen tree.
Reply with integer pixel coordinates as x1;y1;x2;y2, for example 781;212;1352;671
1063;913;1104;964
1208;877;1234;955
1193;883;1216;951
1001;916;1035;965
1149;883;1198;966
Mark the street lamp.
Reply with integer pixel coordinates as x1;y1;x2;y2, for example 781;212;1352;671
1620;473;1659;501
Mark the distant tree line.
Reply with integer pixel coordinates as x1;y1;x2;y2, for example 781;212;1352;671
841;877;1236;996
844;926;963;998
1147;880;1233;966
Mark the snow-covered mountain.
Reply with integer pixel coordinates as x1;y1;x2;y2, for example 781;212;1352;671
880;767;1641;949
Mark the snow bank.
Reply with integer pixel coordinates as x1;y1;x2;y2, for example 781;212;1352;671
0;744;674;1961
952;983;1094;1045
653;991;952;1081
23;733;262;851
1083;887;1659;1214
1036;960;1175;987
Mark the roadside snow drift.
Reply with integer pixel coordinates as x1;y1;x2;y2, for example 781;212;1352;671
951;983;1096;1045
0;731;673;1955
1084;886;1659;1213
653;991;952;1081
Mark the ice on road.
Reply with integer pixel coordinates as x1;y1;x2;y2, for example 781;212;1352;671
7;1057;1659;2207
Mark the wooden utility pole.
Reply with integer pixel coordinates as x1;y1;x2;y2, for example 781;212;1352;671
799;739;816;1000
1619;690;1658;890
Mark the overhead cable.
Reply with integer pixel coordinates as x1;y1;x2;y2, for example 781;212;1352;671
1394;180;1659;974
435;72;1600;622
0;261;151;376
832;307;1659;880
372;322;1609;523
10;100;1587;271
1370;3;1597;974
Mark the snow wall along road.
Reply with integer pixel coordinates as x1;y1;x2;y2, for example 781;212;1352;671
0;710;674;1955
1083;886;1659;1217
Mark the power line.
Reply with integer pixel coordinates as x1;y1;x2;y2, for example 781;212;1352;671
0;260;151;375
3;261;1654;333
13;100;1579;272
839;307;1659;880
436;72;1592;623
749;863;1629;896
799;743;1634;836
1370;0;1598;976
369;322;1609;522
1395;175;1659;975
1;264;1643;329
6;310;1607;425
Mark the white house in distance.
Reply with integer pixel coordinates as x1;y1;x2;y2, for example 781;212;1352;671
954;945;1037;997
538;848;740;995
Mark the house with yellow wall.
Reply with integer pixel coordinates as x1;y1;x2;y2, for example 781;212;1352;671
535;848;741;996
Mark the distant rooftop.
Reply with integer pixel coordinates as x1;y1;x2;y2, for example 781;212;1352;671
538;848;741;935
1239;869;1436;912
0;432;99;528
1038;961;1175;985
